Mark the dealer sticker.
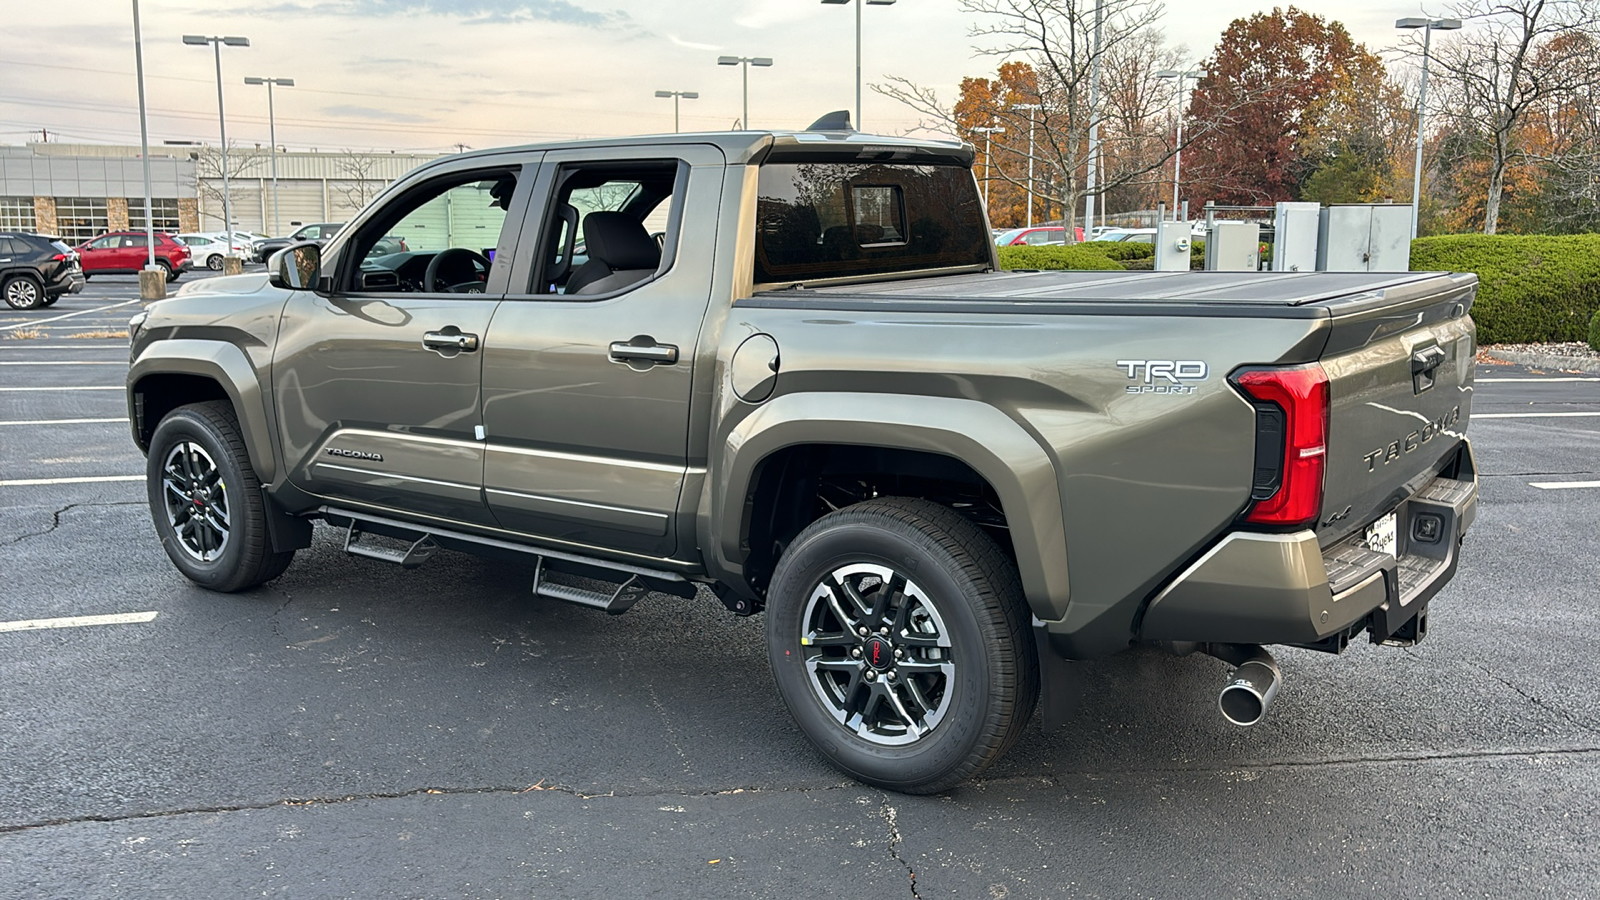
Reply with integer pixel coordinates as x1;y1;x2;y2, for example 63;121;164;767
1366;512;1398;557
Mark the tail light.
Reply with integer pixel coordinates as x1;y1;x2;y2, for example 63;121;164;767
1232;364;1329;528
51;253;66;262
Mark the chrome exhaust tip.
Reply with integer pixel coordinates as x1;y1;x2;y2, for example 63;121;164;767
1218;657;1282;726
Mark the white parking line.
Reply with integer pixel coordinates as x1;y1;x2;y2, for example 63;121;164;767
1529;481;1600;490
0;386;122;392
0;417;128;426
0;475;143;487
1479;377;1600;383
0;298;141;331
0;361;126;365
0;611;159;633
1475;412;1600;419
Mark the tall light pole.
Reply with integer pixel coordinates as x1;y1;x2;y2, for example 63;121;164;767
717;55;773;129
1085;0;1104;238
972;125;1005;212
653;90;700;133
1156;68;1204;219
1397;17;1463;239
244;76;293;236
131;0;157;272
184;34;249;254
1009;102;1041;228
820;0;896;130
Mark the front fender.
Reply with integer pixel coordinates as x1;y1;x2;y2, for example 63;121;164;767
706;392;1071;620
128;339;277;484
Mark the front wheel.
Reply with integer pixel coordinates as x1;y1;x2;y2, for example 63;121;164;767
146;401;294;591
766;497;1038;794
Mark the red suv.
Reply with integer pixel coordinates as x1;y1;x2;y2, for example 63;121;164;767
76;232;192;282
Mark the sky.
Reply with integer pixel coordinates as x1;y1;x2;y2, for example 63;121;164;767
2;0;1438;154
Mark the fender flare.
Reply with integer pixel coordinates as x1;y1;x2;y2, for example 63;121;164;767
127;339;277;484
707;392;1071;620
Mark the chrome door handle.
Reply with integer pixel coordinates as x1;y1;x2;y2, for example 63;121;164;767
609;337;679;365
422;330;479;352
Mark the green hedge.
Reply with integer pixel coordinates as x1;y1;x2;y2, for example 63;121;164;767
1590;309;1600;352
1410;234;1600;344
1072;241;1155;261
996;245;1125;271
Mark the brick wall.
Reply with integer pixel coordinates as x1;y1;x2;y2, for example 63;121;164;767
32;197;56;236
107;197;130;231
178;198;200;233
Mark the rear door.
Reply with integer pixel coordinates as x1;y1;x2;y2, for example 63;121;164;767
477;145;724;557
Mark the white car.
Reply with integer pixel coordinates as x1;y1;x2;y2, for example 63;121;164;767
1090;227;1158;244
174;232;267;269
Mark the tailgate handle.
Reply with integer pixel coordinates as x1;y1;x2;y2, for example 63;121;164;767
1412;345;1446;374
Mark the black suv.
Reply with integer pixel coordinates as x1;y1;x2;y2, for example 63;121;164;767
250;222;344;263
1;233;85;310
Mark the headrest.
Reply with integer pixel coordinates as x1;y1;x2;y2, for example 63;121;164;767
582;211;661;271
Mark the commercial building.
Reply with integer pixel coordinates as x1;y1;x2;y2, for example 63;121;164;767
0;142;442;240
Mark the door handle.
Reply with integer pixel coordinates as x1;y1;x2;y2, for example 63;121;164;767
609;337;679;365
422;330;479;352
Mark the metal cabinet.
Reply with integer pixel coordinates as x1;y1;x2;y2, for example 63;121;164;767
1316;204;1412;272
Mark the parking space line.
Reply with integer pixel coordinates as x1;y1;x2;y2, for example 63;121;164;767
0;611;159;634
0;386;122;392
1478;377;1600;383
0;475;142;487
0;417;128;426
1529;480;1600;490
1475;412;1600;419
0;298;141;331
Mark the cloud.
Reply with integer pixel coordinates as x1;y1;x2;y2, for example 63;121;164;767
251;0;624;26
321;105;434;123
666;33;723;51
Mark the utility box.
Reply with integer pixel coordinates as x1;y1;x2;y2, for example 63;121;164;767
1271;202;1320;272
1153;220;1193;271
1205;221;1260;271
1316;204;1412;271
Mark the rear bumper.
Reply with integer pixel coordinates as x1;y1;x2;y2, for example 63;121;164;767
50;272;85;296
1136;440;1477;649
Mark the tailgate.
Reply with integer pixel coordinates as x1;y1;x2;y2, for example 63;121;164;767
1315;273;1476;545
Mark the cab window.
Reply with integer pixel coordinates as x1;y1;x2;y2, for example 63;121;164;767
343;167;519;295
529;161;681;297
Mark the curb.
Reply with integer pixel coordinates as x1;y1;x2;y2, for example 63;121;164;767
1481;348;1600;374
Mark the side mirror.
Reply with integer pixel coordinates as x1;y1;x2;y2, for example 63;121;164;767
270;242;322;291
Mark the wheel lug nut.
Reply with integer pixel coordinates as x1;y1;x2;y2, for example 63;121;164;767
894;648;904;659
851;647;862;658
886;670;896;680
864;670;876;681
878;627;889;635
857;627;869;637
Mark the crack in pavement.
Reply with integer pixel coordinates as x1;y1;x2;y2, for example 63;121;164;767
879;794;921;899
0;501;141;546
8;744;1600;838
1462;659;1600;735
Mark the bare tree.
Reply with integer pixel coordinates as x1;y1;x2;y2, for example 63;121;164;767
195;143;265;230
1424;0;1600;232
331;150;386;212
1097;28;1187;214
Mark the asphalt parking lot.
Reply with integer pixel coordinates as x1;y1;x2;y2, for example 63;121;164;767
2;273;1598;898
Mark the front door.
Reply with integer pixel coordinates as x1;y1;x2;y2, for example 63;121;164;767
272;155;538;527
478;147;724;557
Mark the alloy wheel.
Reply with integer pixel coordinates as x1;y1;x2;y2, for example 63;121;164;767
5;278;39;308
800;562;956;746
161;441;231;562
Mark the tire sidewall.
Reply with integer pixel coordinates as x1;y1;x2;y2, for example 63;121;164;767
206;254;223;270
146;408;259;590
766;518;1002;791
158;261;174;282
4;275;43;310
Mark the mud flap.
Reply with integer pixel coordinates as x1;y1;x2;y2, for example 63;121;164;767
1034;619;1084;730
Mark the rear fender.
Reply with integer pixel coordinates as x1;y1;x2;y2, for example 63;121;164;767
128;339;276;483
707;392;1070;619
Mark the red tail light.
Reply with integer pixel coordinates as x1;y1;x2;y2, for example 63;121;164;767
1233;364;1329;528
51;253;66;262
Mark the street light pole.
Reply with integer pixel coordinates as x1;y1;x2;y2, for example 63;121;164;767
1397;17;1463;239
821;0;896;130
1085;0;1103;237
185;34;249;254
717;56;774;129
245;76;293;236
654;90;700;133
131;0;156;271
1009;103;1041;228
972;125;1005;211
1156;68;1204;219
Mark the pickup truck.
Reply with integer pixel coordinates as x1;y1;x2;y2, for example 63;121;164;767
126;124;1478;794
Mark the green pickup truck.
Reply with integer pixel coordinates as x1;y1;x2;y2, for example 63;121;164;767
127;125;1477;793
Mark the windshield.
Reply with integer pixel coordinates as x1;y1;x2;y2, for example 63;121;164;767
994;229;1024;246
754;162;989;284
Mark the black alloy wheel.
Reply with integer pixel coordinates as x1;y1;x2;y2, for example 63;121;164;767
766;497;1038;794
3;274;44;310
146;401;294;591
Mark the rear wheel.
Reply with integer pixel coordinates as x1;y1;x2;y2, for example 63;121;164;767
157;260;175;283
146;401;294;592
3;274;44;310
766;497;1038;794
206;254;223;271
40;293;59;308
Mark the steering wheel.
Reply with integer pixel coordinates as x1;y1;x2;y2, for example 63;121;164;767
424;248;491;293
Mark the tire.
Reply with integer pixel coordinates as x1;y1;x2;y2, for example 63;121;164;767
765;497;1038;794
3;273;45;310
206;254;223;271
40;293;59;308
158;260;175;283
146;401;294;592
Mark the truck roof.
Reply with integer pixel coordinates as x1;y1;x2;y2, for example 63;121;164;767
444;129;975;166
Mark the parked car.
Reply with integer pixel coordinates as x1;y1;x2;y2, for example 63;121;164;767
0;232;84;309
174;233;229;270
1090;227;1158;243
993;225;1084;246
76;231;191;282
128;128;1478;794
250;223;344;262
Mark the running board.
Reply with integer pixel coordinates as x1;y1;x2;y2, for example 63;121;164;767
319;506;697;614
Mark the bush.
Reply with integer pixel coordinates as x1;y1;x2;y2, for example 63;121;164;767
1071;241;1154;261
1410;233;1600;344
996;245;1125;271
1590;309;1600;352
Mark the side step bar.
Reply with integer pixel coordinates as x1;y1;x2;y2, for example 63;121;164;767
322;506;696;615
